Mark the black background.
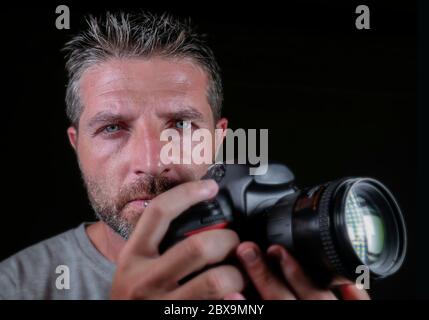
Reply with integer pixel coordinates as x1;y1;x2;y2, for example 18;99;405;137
0;0;426;299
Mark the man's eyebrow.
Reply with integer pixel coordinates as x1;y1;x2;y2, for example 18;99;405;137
87;111;127;129
158;107;205;122
86;106;206;129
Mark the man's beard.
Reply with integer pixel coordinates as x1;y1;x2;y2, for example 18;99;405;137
83;174;179;240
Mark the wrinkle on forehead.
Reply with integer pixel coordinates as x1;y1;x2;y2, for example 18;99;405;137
78;57;212;124
80;57;207;97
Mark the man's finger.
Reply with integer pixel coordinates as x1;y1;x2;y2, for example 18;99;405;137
266;245;336;300
237;242;296;300
339;283;371;300
125;179;218;257
167;265;245;300
224;292;246;300
154;229;240;284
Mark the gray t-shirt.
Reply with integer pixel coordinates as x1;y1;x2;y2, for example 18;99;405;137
0;223;116;300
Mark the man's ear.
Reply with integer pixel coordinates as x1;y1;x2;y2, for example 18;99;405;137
214;117;228;159
67;126;78;152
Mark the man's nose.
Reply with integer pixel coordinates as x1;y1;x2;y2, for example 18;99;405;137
128;122;169;177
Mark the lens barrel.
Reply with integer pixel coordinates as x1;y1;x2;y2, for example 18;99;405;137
266;178;407;287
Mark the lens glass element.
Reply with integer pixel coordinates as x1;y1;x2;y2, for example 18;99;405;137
344;182;387;265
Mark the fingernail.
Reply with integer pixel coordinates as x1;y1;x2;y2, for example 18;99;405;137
268;247;286;262
202;179;217;195
240;248;258;263
224;292;246;300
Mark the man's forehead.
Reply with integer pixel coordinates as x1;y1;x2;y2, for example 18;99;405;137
78;57;213;123
80;57;208;99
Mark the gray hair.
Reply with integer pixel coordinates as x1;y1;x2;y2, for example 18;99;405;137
63;11;223;127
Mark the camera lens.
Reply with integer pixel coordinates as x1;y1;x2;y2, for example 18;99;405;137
344;182;386;266
266;177;407;287
336;179;406;279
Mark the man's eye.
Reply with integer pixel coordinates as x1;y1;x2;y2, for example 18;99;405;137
103;124;121;133
175;120;191;129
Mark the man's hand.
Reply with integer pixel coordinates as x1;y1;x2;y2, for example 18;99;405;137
226;242;370;300
110;179;245;299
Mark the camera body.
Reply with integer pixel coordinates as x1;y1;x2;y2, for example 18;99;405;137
160;163;296;250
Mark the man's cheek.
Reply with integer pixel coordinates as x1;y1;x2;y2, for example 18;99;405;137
79;143;123;177
80;134;125;158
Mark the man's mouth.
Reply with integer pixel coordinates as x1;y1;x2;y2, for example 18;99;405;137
126;198;153;209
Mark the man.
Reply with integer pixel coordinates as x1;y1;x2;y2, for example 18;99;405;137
0;11;368;300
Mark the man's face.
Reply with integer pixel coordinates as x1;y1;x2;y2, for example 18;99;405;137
67;57;227;239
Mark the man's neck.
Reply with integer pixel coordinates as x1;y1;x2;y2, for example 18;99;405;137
86;221;126;263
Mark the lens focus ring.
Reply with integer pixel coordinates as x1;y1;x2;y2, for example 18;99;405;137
318;180;349;278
